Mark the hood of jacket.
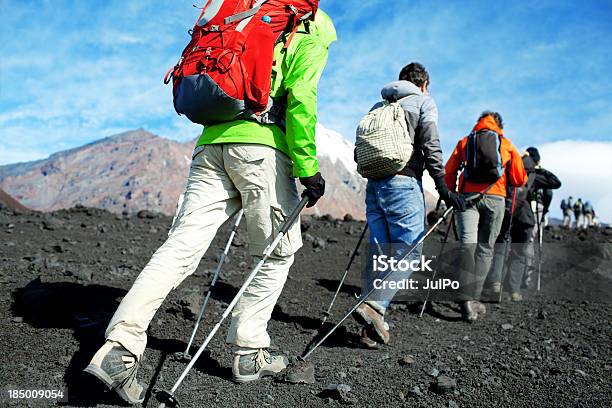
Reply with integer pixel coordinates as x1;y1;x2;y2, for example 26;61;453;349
472;114;504;136
309;9;337;49
381;80;422;102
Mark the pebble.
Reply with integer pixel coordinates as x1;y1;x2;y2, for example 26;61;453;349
431;375;457;394
448;400;460;408
313;237;326;249
303;233;315;243
12;316;23;323
42;218;62;231
409;386;423;397
501;323;513;330
400;355;416;366
66;267;94;281
427;367;440;377
284;360;315;384
137;210;156;219
575;369;587;377
178;291;202;321
321;384;357;405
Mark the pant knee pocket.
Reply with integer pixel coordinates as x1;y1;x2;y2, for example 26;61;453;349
270;205;302;257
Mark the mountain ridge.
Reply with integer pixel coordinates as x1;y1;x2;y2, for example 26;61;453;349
0;128;372;219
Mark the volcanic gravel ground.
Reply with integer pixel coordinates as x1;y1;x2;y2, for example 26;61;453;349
0;205;610;407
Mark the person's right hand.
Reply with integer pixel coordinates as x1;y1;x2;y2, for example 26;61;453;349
438;185;466;212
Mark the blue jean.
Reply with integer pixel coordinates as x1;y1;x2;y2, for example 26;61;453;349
361;175;425;313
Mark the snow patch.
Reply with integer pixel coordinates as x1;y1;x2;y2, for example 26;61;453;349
316;123;357;172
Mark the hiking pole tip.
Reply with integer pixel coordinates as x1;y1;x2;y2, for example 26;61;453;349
156;389;180;408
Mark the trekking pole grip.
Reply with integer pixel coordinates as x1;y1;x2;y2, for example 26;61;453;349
279;196;309;234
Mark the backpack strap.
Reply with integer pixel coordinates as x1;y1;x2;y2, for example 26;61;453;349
224;0;268;24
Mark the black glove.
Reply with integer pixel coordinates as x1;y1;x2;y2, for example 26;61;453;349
300;172;325;208
438;184;466;212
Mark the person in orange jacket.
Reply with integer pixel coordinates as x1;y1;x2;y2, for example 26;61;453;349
444;111;527;322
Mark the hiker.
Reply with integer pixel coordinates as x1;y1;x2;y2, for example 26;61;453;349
444;111;527;322
561;197;573;228
352;62;465;347
83;7;336;404
583;201;595;227
484;147;561;300
573;198;584;229
528;147;555;228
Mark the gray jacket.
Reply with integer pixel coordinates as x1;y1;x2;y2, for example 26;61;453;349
374;80;446;189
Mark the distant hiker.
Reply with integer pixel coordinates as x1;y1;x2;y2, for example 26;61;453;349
84;5;335;403
444;111;527;322
484;147;561;301
573;198;584;229
561;197;573;228
583;201;595;227
353;62;465;347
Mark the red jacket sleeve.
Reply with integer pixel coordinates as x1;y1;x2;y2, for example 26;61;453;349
444;140;463;192
506;143;528;187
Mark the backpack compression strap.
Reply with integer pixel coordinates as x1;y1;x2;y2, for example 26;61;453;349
224;0;269;24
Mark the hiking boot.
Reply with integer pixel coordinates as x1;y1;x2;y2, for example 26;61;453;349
353;303;390;344
232;348;288;383
472;300;486;315
83;341;145;404
511;292;523;302
461;301;486;323
482;283;501;302
358;327;380;349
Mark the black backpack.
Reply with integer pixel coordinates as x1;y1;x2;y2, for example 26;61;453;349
463;130;504;183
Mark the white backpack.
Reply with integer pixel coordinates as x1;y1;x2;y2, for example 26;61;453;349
354;98;413;179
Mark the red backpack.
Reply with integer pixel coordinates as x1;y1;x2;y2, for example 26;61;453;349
164;0;319;126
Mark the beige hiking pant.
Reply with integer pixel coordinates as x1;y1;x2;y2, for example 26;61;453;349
106;144;303;358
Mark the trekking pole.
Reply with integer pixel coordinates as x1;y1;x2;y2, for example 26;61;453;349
321;224;368;325
419;212;454;318
301;206;454;360
175;209;244;361
536;203;543;291
157;197;308;408
498;188;518;303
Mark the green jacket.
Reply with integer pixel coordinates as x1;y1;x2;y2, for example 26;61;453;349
196;9;336;178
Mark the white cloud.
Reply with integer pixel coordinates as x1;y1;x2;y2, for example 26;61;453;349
536;140;612;224
0;145;48;165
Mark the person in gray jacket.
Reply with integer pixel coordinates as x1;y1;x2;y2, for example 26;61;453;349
354;62;464;347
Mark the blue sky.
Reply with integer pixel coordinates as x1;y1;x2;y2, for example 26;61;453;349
1;0;611;220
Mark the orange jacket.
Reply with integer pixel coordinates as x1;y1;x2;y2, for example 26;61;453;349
444;115;527;197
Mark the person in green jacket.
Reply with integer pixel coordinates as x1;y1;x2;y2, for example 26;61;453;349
84;10;336;404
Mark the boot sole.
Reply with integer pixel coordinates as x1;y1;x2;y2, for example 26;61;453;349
83;364;144;405
353;308;389;344
233;368;278;383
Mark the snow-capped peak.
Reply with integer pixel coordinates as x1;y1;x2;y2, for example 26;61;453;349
315;123;357;172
